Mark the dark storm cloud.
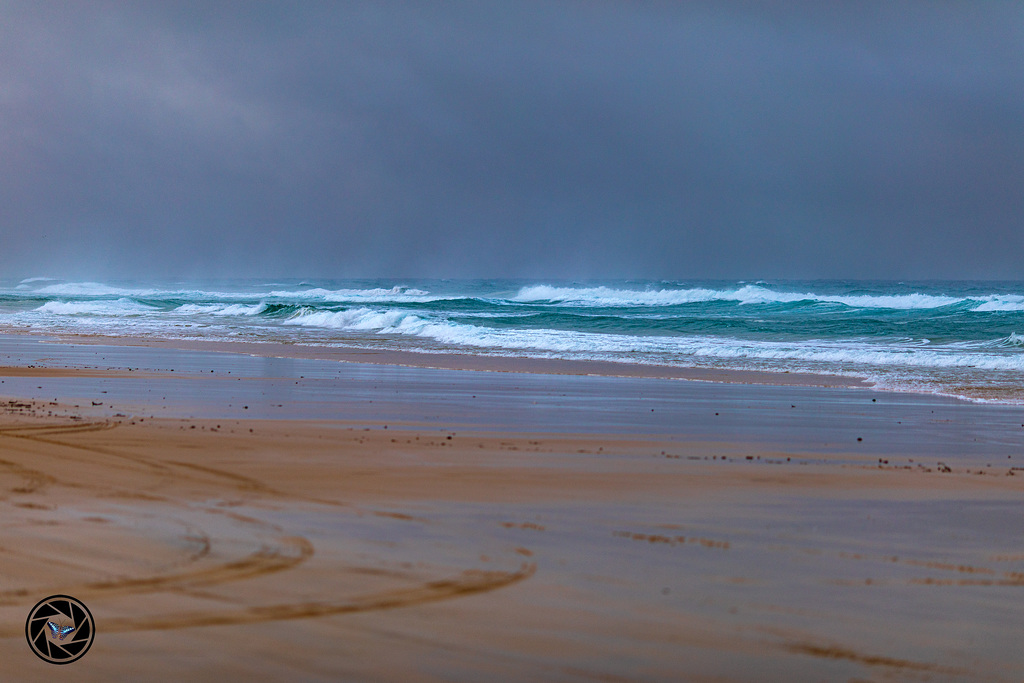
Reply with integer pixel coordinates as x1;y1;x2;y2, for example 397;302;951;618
1;1;1022;278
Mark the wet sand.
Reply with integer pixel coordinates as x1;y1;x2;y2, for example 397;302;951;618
0;335;1022;681
1;328;870;387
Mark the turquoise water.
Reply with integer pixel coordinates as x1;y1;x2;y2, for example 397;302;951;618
2;278;1024;402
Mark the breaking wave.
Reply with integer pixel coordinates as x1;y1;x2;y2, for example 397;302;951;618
175;303;270;316
35;299;157;316
282;306;1024;372
265;287;438;303
20;281;442;304
513;284;972;309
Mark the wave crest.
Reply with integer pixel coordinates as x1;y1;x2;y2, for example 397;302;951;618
266;286;436;303
512;284;966;309
16;281;437;304
35;298;156;316
280;306;1024;372
175;303;270;316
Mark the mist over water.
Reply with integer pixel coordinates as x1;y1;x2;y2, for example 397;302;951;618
3;278;1024;403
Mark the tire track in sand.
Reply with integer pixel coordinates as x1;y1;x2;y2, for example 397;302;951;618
0;419;535;632
0;421;316;606
93;563;535;633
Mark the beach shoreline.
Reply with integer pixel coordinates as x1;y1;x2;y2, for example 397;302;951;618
6;277;1024;405
3;328;871;388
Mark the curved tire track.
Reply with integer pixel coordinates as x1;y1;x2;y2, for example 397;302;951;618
0;419;536;635
97;562;536;633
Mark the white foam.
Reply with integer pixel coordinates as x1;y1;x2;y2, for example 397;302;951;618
19;281;440;304
513;284;967;309
33;282;166;297
513;285;727;306
175;302;269;316
282;306;1024;372
16;280;1024;312
266;286;438;303
996;332;1024;347
35;298;157;316
284;307;423;330
972;295;1024;312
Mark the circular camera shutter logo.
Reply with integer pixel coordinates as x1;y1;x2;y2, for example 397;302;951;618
26;595;95;664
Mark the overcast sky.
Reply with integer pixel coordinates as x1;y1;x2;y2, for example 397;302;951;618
1;2;1022;280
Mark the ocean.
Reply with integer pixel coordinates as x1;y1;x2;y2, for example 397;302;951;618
2;278;1023;404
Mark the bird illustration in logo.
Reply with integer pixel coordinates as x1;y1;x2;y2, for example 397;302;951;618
46;619;75;641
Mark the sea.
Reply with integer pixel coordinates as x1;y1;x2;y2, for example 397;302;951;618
2;278;1024;404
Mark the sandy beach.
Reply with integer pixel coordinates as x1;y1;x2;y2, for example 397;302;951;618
1;335;1022;681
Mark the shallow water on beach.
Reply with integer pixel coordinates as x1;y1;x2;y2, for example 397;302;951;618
2;335;1022;465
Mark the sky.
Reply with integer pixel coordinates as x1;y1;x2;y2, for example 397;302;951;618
1;1;1022;280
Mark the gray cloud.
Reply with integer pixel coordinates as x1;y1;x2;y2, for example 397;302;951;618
1;1;1022;279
